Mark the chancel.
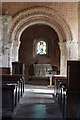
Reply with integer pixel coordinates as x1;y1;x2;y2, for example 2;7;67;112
0;1;80;119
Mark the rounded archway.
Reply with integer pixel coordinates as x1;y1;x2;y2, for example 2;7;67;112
9;6;72;75
19;24;60;79
19;24;59;65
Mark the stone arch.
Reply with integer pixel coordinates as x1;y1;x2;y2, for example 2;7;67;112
9;6;73;75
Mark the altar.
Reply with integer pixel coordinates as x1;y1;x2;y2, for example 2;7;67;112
28;64;58;85
33;64;52;77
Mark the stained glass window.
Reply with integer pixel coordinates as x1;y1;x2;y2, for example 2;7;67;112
37;41;46;55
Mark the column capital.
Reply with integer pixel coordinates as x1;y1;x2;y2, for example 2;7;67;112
58;41;66;46
2;15;12;25
58;42;66;50
70;40;77;44
66;40;71;49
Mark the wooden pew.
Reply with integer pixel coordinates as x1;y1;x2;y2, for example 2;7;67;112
67;60;80;94
53;75;67;96
0;66;25;118
0;67;10;74
1;74;25;118
52;75;67;118
12;61;25;93
2;84;17;112
1;75;20;107
1;74;23;100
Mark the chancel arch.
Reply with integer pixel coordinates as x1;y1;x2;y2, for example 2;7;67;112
9;6;73;75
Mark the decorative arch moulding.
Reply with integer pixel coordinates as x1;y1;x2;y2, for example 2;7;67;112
9;6;72;43
12;18;65;44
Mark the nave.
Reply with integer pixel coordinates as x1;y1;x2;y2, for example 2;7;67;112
1;2;80;119
2;84;80;119
8;84;63;119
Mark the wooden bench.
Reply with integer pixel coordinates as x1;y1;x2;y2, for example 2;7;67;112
53;75;67;96
1;75;20;108
1;74;24;99
2;84;18;118
67;61;80;94
1;74;25;118
0;67;10;74
1;74;24;106
2;84;17;112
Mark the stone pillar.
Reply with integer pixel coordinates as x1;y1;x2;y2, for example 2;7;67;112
66;41;71;60
66;40;78;60
2;13;12;67
0;2;2;119
78;2;80;60
59;42;67;75
12;40;21;62
70;41;78;60
8;42;13;67
0;16;3;67
12;46;19;61
2;48;9;67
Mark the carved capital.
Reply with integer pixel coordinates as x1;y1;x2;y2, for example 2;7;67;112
58;42;66;50
2;15;12;25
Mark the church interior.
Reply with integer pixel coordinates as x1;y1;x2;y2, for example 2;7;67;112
0;1;80;119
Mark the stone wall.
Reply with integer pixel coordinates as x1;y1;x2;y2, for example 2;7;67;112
2;14;12;67
1;2;79;75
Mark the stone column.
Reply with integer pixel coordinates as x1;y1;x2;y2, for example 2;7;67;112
66;40;78;60
70;41;78;60
66;41;71;60
2;13;12;67
0;16;3;67
78;2;80;60
2;48;9;67
8;42;13;67
59;42;67;75
12;40;21;62
0;2;2;119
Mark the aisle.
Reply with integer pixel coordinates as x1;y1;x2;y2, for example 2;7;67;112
12;84;63;119
19;84;55;104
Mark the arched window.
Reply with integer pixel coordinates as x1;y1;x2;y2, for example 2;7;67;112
37;41;46;55
33;37;51;58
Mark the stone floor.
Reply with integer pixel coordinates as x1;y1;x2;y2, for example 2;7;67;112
12;84;63;119
2;84;80;119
